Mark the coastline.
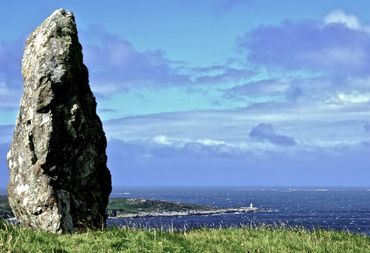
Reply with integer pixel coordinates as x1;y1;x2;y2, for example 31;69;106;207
110;206;274;218
2;196;274;221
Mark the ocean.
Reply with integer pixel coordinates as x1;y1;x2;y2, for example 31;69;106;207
109;186;370;235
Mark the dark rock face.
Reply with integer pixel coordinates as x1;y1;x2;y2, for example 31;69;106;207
7;9;112;233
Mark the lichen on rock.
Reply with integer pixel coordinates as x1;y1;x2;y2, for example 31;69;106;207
7;9;112;233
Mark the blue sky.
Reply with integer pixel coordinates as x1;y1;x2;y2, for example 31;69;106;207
1;0;370;186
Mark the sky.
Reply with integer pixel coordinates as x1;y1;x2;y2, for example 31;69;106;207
1;0;370;187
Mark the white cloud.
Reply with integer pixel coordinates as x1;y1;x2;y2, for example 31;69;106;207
197;138;226;146
324;9;370;32
324;10;361;30
337;91;370;104
152;135;228;148
153;135;172;145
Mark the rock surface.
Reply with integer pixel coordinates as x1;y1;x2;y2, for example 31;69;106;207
7;9;112;233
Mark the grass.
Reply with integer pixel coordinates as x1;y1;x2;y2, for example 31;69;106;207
0;222;369;252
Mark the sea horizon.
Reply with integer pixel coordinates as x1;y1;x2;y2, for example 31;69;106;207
2;185;370;196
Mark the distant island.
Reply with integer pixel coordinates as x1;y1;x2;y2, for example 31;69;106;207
1;196;273;220
108;198;273;218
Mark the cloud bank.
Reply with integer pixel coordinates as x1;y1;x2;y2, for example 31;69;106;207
241;14;370;76
0;39;23;110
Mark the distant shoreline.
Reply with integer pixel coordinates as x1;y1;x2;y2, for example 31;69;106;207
1;196;275;220
110;206;275;219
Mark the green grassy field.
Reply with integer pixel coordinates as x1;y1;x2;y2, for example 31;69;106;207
0;222;369;253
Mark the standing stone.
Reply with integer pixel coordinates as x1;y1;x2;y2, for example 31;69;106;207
7;9;112;233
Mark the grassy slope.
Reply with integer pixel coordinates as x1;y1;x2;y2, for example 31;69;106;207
0;223;369;253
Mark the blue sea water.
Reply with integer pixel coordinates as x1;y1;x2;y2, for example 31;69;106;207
109;187;370;235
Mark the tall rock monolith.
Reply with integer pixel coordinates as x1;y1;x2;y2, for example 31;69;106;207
7;9;112;233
